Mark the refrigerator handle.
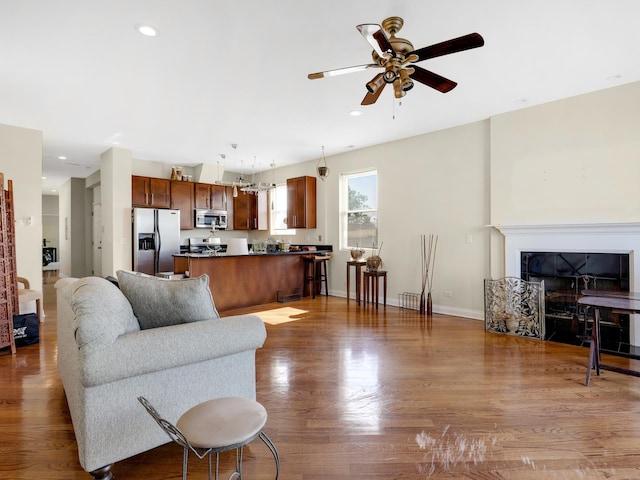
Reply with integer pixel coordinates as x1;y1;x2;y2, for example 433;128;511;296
155;212;161;274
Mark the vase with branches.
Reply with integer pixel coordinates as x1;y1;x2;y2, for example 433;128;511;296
366;241;383;271
420;234;438;315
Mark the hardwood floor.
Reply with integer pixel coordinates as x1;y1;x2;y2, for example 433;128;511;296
3;277;640;479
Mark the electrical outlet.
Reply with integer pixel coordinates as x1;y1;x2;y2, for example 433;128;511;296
443;291;453;298
466;234;473;243
318;235;322;242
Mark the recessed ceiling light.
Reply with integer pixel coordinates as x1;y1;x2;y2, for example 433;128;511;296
607;74;621;81
515;98;528;105
41;176;47;180
58;155;67;160
136;24;157;37
349;110;363;116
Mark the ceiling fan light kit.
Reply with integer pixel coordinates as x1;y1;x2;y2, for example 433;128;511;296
308;16;484;105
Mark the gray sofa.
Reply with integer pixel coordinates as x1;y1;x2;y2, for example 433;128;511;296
56;271;267;480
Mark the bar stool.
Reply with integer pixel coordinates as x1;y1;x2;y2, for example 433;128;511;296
363;270;387;308
302;255;330;298
138;396;279;480
346;260;366;305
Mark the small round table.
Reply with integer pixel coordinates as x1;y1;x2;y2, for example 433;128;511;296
363;270;387;308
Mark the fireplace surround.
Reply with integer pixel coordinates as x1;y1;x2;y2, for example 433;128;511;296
494;223;640;349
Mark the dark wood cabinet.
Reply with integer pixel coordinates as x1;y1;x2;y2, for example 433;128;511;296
170;181;195;230
286;176;316;229
195;183;228;211
233;191;268;231
233;192;252;230
132;176;171;208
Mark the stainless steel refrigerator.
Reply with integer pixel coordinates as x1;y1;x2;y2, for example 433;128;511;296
132;208;181;275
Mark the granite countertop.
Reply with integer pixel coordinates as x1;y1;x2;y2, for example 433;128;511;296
175;245;332;259
175;250;332;258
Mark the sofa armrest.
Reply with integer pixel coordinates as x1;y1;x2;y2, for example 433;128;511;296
79;314;266;387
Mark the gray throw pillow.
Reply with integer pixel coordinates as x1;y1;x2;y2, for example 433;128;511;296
116;270;220;329
71;276;141;351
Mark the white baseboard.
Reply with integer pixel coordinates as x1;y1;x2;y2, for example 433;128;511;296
332;290;484;321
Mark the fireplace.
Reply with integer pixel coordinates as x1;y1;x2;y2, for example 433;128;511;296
521;251;629;351
494;223;640;353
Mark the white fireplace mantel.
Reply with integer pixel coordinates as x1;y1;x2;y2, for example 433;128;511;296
492;222;640;345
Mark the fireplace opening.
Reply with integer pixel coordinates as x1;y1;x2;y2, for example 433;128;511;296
521;251;630;353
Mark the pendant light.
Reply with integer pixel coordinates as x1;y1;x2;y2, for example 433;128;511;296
232;144;239;197
317;146;329;181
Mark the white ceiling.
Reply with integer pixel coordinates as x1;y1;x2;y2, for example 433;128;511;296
1;1;639;194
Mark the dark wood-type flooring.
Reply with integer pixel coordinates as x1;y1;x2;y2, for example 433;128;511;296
3;275;640;479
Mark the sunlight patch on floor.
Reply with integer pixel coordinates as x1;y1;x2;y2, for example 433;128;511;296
253;307;309;325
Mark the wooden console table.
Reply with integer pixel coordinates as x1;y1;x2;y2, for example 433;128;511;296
363;270;387;308
346;260;365;305
578;293;640;386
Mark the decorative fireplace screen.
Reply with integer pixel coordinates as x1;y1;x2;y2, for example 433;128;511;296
484;277;545;339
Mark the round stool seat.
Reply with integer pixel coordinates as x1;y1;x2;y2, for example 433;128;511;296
176;397;267;450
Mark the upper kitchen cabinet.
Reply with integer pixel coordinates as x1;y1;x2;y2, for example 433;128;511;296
286;176;316;229
194;183;229;211
132;176;171;208
170;180;195;230
233;191;268;231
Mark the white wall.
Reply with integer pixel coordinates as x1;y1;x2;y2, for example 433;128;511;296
0;124;43;290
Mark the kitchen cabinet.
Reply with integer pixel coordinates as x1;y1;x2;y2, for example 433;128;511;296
233;190;268;231
170;180;195;230
194;183;229;211
286;176;316;229
132;176;171;208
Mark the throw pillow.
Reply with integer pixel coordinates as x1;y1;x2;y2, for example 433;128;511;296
71;276;141;351
116;270;220;329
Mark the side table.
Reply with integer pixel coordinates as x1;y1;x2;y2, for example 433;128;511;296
346;260;366;305
363;270;387;308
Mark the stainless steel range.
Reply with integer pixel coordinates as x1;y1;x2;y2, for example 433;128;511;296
188;237;223;256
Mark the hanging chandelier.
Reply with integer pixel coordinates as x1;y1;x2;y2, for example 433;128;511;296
240;157;276;195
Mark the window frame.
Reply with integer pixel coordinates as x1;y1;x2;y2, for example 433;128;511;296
340;169;378;251
270;183;296;236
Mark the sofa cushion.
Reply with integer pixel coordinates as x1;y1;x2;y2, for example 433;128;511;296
71;277;141;351
116;270;220;329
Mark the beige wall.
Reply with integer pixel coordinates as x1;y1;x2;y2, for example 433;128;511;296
490;81;640;225
0;124;43;291
316;121;490;319
101;147;133;277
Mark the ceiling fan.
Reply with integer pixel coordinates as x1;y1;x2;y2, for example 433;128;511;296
307;16;484;105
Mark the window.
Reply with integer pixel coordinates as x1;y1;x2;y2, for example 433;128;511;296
270;184;295;235
341;170;378;249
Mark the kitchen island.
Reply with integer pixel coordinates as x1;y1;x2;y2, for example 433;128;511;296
174;250;331;312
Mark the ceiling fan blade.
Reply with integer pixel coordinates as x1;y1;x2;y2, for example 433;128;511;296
356;24;395;58
308;63;378;80
409;32;484;62
409;66;457;93
361;82;387;105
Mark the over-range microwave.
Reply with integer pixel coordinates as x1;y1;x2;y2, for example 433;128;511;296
195;209;228;230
